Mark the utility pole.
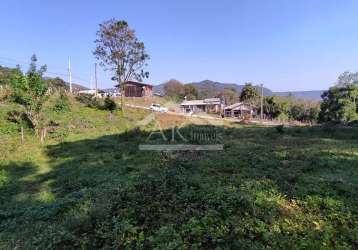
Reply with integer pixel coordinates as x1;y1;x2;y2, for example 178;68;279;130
94;63;98;97
68;57;72;93
260;84;264;122
90;75;93;90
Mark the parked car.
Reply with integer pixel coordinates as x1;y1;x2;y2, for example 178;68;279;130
149;103;168;113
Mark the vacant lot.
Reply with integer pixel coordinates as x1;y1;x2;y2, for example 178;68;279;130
0;101;357;249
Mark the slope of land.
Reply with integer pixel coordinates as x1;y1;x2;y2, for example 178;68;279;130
0;98;357;249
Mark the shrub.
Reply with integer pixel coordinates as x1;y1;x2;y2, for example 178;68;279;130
53;93;71;112
75;94;101;109
103;97;117;112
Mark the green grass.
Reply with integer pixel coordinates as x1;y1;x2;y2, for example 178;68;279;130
0;99;357;249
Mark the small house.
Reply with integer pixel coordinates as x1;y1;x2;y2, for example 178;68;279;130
123;81;153;97
181;98;222;114
224;102;256;118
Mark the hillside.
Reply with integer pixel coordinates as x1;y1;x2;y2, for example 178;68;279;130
153;80;324;100
0;96;357;248
274;90;325;100
189;80;273;97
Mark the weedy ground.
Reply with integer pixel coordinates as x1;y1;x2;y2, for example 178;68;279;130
0;97;357;249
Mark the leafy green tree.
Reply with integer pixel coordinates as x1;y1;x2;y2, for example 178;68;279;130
240;83;259;105
9;55;48;130
261;96;280;119
260;96;319;123
319;85;358;123
94;19;149;111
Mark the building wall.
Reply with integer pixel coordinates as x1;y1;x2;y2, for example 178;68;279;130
124;84;153;97
182;104;220;113
143;86;153;97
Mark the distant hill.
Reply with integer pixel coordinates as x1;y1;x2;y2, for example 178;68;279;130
153;80;324;101
189;80;273;98
273;90;325;101
153;80;272;97
44;77;89;92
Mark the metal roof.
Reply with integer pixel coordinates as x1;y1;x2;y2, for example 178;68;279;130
224;102;244;110
181;100;206;106
224;102;253;111
181;98;221;106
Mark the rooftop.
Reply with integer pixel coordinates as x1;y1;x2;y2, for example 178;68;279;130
224;102;253;111
181;98;221;106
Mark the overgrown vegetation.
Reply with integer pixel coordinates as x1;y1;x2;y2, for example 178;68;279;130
8;55;48;130
1;52;358;249
0;98;357;249
75;94;117;112
319;84;358;124
261;96;320;123
53;92;71;112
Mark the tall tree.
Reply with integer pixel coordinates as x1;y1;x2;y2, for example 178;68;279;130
163;79;185;100
9;55;48;131
240;83;259;105
94;19;149;111
319;85;358;123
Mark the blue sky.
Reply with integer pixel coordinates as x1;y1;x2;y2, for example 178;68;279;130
1;0;358;91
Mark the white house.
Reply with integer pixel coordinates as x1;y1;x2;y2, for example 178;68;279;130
224;102;256;118
181;98;223;114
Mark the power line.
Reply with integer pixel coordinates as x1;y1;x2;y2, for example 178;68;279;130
0;58;90;85
0;55;68;72
95;63;98;96
68;57;72;93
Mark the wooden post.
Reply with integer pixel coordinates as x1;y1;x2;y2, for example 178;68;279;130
20;126;24;144
40;127;46;144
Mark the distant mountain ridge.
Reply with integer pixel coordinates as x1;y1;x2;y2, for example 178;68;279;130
273;90;324;100
153;80;324;101
189;80;273;97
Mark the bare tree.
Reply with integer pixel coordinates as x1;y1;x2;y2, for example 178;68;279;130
94;19;149;111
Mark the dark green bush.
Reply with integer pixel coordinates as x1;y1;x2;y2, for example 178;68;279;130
76;95;117;111
103;97;117;112
75;94;102;109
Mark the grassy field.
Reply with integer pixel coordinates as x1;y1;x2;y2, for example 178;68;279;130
0;98;357;249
